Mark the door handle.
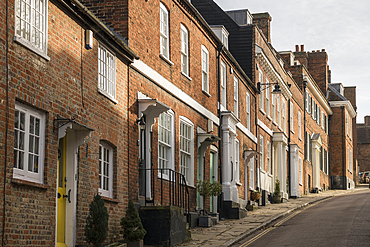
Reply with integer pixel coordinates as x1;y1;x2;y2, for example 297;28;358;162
62;189;71;203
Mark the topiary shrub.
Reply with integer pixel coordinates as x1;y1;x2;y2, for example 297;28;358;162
120;200;147;242
84;193;109;247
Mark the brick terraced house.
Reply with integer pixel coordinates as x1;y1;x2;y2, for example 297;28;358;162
0;0;359;245
0;0;137;245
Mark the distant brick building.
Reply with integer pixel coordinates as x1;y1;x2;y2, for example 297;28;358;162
357;116;370;172
328;83;357;189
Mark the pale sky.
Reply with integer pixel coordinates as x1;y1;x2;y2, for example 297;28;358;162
214;0;370;123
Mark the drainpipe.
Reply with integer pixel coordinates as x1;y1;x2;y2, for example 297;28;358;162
287;99;291;198
303;79;307;194
255;89;258;193
2;0;9;244
342;106;346;189
216;43;223;214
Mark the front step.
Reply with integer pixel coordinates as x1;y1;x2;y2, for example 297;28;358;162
140;206;189;247
221;201;248;219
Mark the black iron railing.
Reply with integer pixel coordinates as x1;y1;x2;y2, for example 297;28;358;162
139;167;190;215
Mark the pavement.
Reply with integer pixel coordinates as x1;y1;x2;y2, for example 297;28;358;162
177;184;369;247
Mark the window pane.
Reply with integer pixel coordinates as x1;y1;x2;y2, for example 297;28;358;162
33;156;38;173
20;112;25;130
28;154;33;172
29;135;34;152
19;151;24;170
19;132;25;150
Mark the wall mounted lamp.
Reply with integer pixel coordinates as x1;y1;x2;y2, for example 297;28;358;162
257;81;282;95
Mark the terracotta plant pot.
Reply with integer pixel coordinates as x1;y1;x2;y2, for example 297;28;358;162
273;194;281;203
250;192;261;201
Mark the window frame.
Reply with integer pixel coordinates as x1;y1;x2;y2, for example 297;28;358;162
221;61;227;109
235;139;240;183
14;0;49;59
160;3;169;59
98;43;117;102
267;141;271;174
259;67;264;111
201;45;209;94
249;156;255;190
158;111;175;179
259;135;264;171
282;99;286;132
13;102;45;184
298;111;302;140
180;24;189;76
234;76;239;117
99;142;114;198
299;157;302;185
290;101;294;132
179;117;194;186
246;91;251;130
266;78;270;116
272;94;276;122
277;96;281;127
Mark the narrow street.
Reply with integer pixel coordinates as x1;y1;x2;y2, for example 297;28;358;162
233;189;370;247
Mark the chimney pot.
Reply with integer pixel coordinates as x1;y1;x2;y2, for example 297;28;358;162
312;50;315;53
295;45;299;52
301;44;304;52
322;49;325;52
317;50;320;52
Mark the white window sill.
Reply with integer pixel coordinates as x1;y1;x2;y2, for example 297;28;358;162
160;54;174;65
299;183;303;186
14;36;50;61
202;90;211;97
13;172;43;185
259;108;266;115
98;190;113;199
98;88;118;104
267;115;272;121
272;121;278;126
268;173;273;178
236;181;242;186
181;71;192;81
291;130;295;134
260;169;266;175
187;184;196;189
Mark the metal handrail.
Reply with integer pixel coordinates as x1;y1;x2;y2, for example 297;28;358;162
139;167;190;215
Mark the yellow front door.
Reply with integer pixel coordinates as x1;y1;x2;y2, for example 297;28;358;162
57;138;67;247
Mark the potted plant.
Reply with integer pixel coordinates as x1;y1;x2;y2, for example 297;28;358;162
84;193;109;247
121;200;147;247
250;189;261;202
273;179;282;203
196;180;222;227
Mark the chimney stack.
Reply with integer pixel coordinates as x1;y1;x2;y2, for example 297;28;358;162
301;44;304;52
295;45;299;52
365;116;370;126
252;13;272;43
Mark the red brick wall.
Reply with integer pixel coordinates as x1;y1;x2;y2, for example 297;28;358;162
307;50;329;96
1;1;132;245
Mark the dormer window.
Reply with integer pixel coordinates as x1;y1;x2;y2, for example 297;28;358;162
221;30;228;49
211;26;229;50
